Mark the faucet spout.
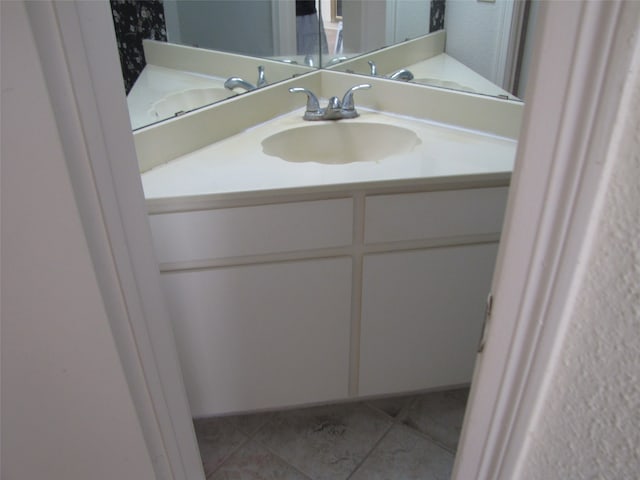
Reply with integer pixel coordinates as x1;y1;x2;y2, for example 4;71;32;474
225;66;268;92
366;61;414;82
388;69;414;81
326;56;348;66
224;77;256;92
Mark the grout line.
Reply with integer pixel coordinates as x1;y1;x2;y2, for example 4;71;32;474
203;415;315;479
345;419;396;480
364;393;463;455
399;396;465;456
235;412;276;439
199;418;252;478
248;414;315;480
199;389;465;478
363;400;412;425
252;438;315;480
401;421;460;456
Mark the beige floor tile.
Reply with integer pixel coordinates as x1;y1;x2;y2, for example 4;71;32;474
365;394;415;420
404;387;469;452
226;411;275;437
210;440;310;480
350;424;454;480
193;417;248;477
253;402;392;480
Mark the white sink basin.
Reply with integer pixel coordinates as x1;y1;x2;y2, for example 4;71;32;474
261;122;421;164
149;87;235;119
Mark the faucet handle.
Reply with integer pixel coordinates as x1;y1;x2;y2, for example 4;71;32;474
257;66;268;88
327;96;341;111
341;84;372;113
289;87;322;119
368;61;377;76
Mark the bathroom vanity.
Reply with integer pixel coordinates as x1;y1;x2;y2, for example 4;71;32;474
136;70;521;417
148;184;507;417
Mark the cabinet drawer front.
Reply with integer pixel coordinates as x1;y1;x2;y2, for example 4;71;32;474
149;198;353;263
364;187;508;244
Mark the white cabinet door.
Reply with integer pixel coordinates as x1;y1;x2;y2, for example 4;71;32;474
162;257;352;417
359;243;498;396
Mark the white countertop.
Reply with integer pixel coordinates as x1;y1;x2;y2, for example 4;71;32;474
141;108;517;201
405;54;518;100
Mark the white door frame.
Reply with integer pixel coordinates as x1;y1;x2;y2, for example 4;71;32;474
272;0;296;56
492;0;516;89
454;1;639;478
32;1;639;479
25;2;204;479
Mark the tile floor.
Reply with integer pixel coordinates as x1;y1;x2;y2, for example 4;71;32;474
193;387;469;480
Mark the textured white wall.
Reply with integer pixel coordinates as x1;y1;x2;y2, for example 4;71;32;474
517;33;640;478
1;2;156;479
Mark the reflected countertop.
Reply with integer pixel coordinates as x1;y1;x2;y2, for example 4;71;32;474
126;65;229;130
404;54;519;100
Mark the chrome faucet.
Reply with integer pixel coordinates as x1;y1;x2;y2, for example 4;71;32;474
368;61;378;76
224;66;268;92
326;56;349;66
289;84;372;121
256;65;267;87
279;56;315;67
368;61;414;82
224;77;256;91
388;68;414;81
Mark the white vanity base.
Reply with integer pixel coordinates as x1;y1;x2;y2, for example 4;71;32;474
148;181;508;417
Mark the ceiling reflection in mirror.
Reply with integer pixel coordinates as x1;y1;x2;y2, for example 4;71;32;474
112;0;528;131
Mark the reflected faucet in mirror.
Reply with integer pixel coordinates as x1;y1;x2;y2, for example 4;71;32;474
112;0;532;131
368;61;414;82
224;66;268;92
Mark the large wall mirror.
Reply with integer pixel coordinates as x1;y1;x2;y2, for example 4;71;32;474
113;0;533;130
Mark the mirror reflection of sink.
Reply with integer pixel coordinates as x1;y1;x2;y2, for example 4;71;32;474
414;78;477;93
261;122;421;164
149;87;235;119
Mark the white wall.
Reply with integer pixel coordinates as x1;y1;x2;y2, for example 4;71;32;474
167;0;275;56
444;0;512;86
516;31;640;478
342;0;388;53
342;0;430;54
386;0;431;45
0;2;156;479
